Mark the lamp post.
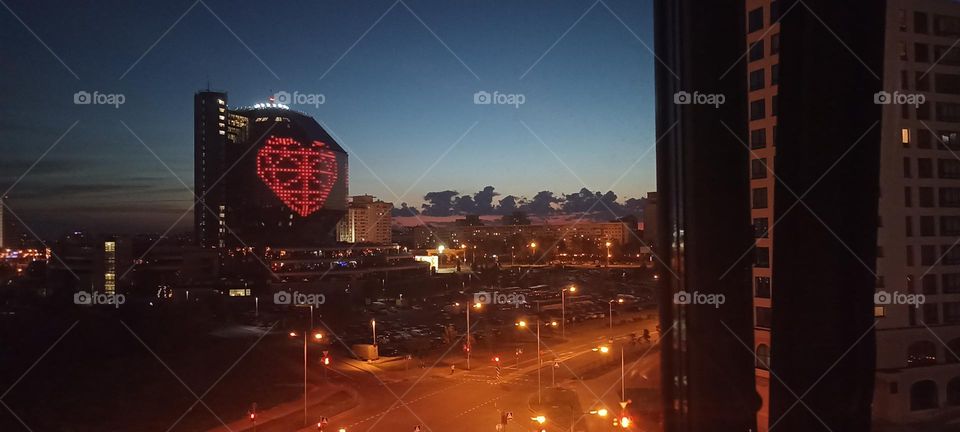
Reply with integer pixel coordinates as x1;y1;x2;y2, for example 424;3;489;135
605;241;612;267
466;301;481;370
371;319;377;346
561;286;577;339
437;245;445;269
516;319;542;404
529;242;538;264
290;330;323;426
595;344;626;408
608;298;624;330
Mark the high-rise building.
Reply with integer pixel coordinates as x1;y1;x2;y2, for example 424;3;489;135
743;1;778;429
337;195;393;244
743;1;960;430
193;91;349;248
874;1;960;429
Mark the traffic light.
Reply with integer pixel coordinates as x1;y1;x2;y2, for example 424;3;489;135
323;356;331;365
620;416;631;428
249;412;256;422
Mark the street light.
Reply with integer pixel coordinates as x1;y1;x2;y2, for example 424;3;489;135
290;329;324;425
466;301;481;370
516;318;542;404
608;298;624;330
605;241;612;266
561;285;577;339
595;343;627;407
371;319;377;346
529;241;537;264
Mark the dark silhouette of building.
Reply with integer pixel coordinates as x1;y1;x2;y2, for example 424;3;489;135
654;1;757;431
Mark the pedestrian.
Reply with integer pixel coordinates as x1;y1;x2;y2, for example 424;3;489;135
450;364;456;375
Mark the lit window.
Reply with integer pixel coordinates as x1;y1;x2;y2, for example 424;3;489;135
903;128;911;145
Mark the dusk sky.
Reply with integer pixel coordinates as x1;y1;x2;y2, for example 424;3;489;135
0;0;655;236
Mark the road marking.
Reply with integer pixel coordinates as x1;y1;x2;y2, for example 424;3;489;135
454;396;502;418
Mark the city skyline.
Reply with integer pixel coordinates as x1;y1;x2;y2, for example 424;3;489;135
0;0;655;236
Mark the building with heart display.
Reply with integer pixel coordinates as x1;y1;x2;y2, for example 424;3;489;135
194;91;348;249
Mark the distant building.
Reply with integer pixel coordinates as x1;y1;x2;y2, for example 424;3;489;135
642;192;658;246
456;215;483;226
194;91;349;249
502;211;531;226
337;195;393;244
47;232;132;296
265;244;429;285
413;221;631;251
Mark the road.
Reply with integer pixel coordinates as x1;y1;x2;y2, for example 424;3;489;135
301;316;662;432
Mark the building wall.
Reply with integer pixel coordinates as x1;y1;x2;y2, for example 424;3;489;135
874;0;960;427
744;1;779;430
193;91;229;249
337;195;392;244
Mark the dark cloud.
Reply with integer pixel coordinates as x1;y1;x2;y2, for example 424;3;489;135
473;186;497;214
421;190;459;216
391;202;420;217
404;187;646;220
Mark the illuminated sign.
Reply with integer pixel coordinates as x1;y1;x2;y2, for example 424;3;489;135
256;136;339;217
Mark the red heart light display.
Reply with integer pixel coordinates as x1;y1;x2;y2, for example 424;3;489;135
256;136;339;217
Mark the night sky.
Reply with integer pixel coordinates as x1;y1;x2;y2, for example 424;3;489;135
0;0;655;237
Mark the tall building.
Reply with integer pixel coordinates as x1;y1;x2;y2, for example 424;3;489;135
193;91;349;248
744;1;960;430
337;195;393;244
874;1;960;429
743;1;778;429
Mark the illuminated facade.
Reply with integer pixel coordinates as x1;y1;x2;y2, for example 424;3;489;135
337;195;393;244
104;241;116;294
193;91;348;248
743;1;777;430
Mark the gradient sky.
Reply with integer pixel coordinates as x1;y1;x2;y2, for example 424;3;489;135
0;0;655;237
